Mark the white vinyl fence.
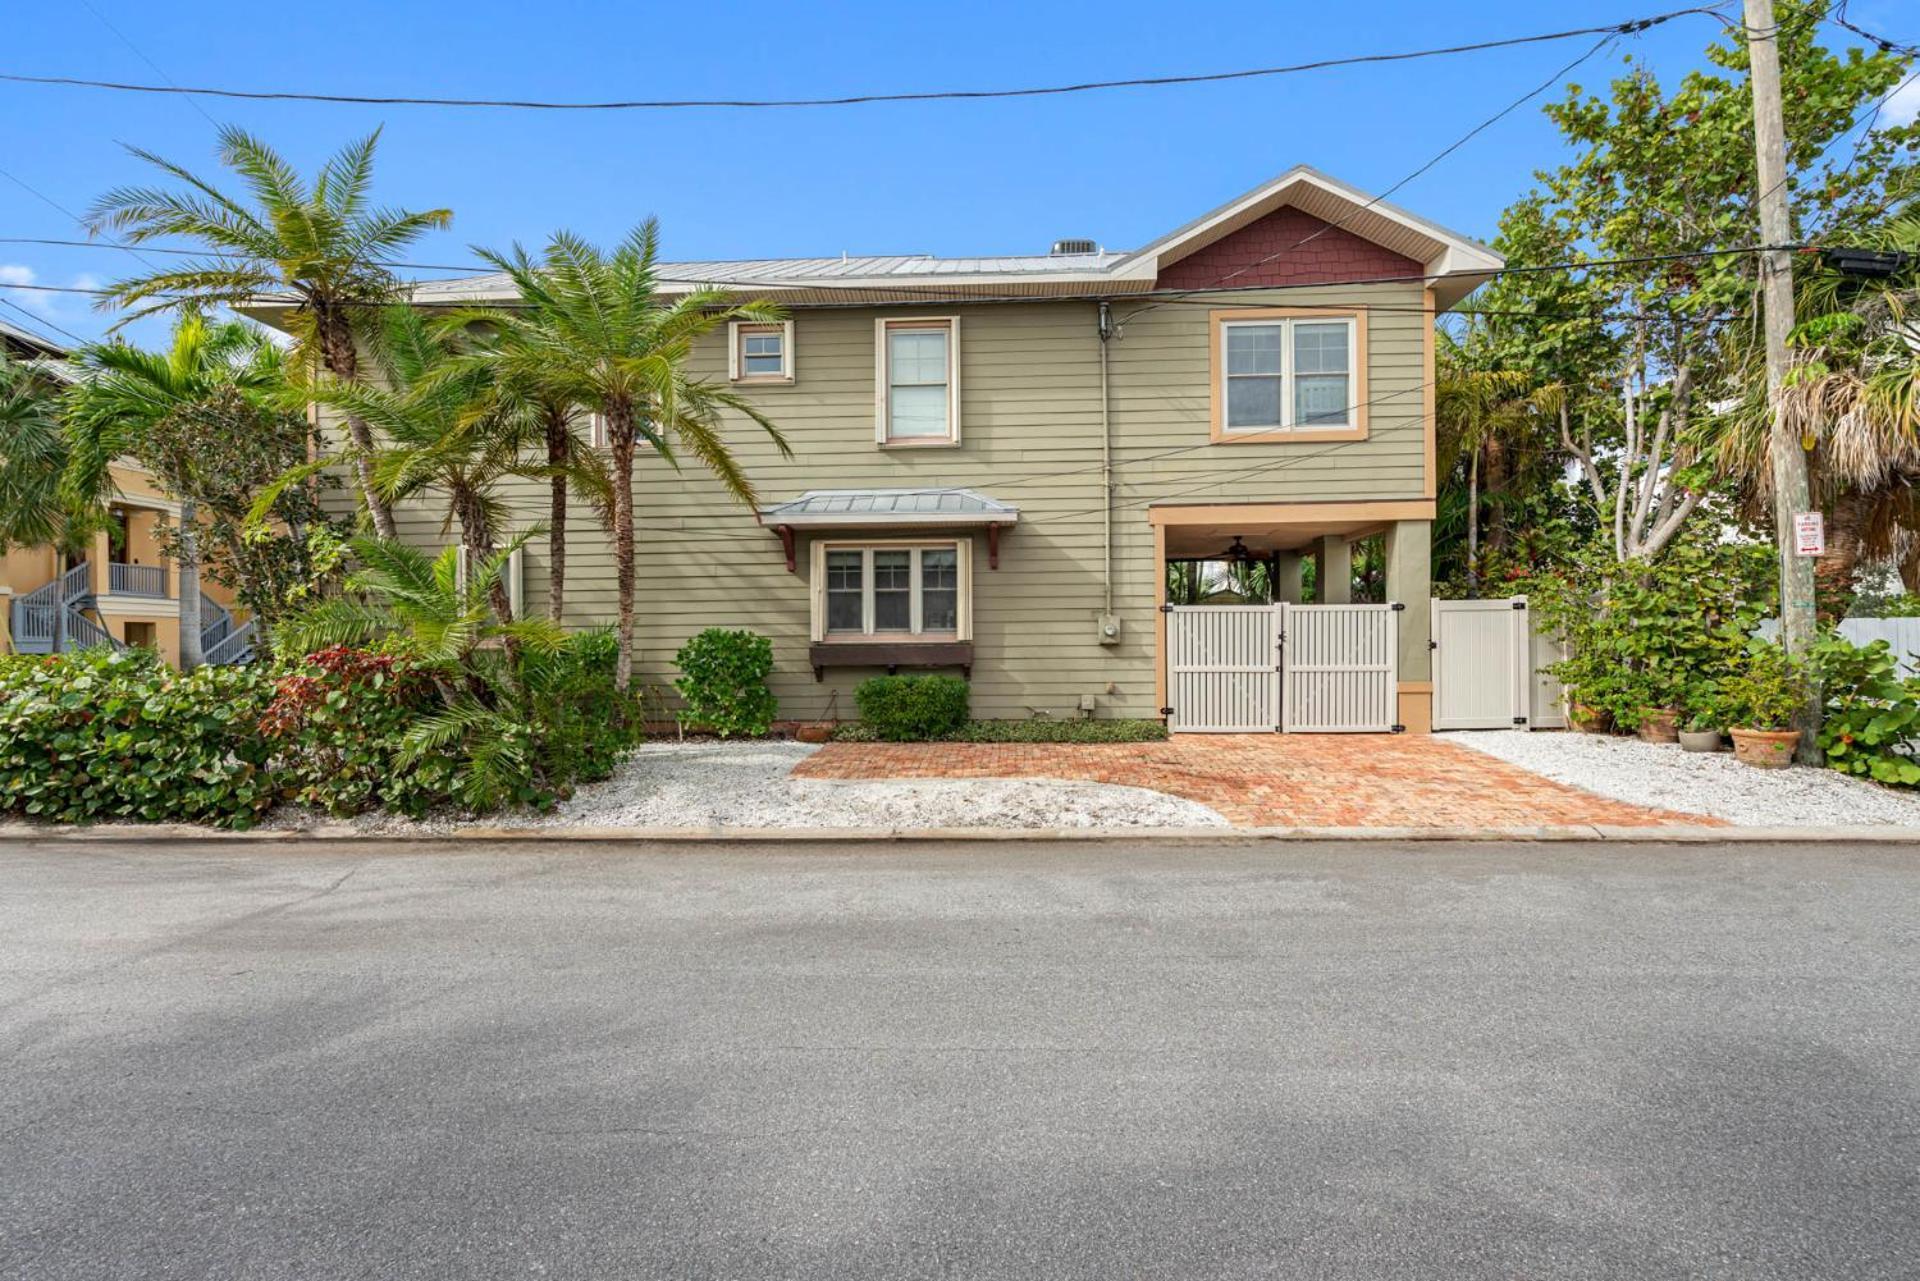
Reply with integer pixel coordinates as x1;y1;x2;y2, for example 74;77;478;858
1431;596;1567;731
1165;605;1279;733
1281;603;1399;733
1759;616;1920;676
1164;603;1399;734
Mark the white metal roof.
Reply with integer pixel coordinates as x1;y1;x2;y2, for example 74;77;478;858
249;166;1504;320
758;487;1019;527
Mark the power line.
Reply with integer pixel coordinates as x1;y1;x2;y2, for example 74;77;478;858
0;236;485;273
0;7;1729;112
74;0;219;127
0;294;86;345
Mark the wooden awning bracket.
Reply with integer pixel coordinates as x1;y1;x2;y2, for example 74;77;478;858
774;524;796;573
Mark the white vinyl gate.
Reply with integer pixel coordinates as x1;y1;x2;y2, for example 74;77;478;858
1165;603;1400;734
1430;596;1567;730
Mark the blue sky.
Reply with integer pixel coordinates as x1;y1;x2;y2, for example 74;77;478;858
2;0;1913;349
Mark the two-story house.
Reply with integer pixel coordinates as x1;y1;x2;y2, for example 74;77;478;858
260;166;1501;733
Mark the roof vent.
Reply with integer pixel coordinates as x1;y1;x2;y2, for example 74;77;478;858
1050;238;1099;256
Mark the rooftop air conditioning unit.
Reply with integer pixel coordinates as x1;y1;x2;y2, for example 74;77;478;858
1050;238;1099;256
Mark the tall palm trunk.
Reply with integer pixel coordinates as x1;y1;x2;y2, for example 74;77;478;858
607;404;638;692
452;485;514;625
1484;435;1510;555
176;500;204;670
1465;444;1482;599
315;306;397;539
1815;488;1876;622
545;406;570;623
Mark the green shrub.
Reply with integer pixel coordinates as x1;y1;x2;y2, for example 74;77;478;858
833;717;1166;743
0;648;277;827
853;674;970;741
1813;633;1920;787
1718;640;1807;732
1534;535;1775;729
525;628;645;786
257;645;458;817
673;628;777;738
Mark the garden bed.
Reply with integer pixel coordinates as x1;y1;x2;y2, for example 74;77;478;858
1442;730;1920;827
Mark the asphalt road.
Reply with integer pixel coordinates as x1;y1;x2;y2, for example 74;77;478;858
2;837;1917;1280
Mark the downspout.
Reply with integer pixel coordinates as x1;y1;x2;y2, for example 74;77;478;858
1098;301;1114;616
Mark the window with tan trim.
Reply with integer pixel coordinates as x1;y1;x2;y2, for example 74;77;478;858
809;538;972;641
729;319;794;384
874;317;961;445
1209;308;1368;443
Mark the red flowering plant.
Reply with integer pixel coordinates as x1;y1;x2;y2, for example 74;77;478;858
258;644;457;817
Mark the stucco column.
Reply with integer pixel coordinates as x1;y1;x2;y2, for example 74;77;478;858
1274;552;1305;604
1386;519;1433;732
1317;535;1352;605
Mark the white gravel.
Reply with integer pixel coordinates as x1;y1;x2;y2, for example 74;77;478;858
521;740;1229;830
1441;730;1920;828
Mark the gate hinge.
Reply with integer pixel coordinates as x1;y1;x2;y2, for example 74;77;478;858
1158;603;1174;613
1159;706;1174;716
1390;723;1406;734
1513;716;1529;725
1511;600;1528;610
1391;601;1407;611
1427;639;1438;650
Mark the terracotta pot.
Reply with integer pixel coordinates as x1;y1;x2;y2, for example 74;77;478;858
794;723;833;744
1569;702;1611;734
1677;729;1724;753
1635;707;1681;744
1730;727;1801;769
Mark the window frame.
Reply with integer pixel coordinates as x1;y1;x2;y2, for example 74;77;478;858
728;318;796;385
1208;308;1368;444
810;537;972;642
874;316;962;447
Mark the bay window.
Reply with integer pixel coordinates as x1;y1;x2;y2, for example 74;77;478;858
813;541;970;639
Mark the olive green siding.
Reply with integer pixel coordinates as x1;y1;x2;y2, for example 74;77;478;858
329;282;1430;720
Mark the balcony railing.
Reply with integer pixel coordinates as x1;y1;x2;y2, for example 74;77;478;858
107;562;167;597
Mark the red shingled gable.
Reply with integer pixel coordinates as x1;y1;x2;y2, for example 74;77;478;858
1155;206;1421;290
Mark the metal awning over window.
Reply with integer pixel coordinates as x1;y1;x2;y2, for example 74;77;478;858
759;488;1018;571
758;487;1018;528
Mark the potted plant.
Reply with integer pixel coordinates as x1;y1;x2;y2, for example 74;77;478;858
1722;641;1806;769
1677;682;1726;753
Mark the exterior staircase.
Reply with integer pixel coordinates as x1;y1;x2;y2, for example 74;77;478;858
9;564;256;664
198;598;257;666
10;564;115;655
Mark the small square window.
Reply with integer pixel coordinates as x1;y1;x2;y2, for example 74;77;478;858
731;321;793;383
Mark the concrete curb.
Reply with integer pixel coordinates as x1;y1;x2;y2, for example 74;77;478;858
3;822;1918;846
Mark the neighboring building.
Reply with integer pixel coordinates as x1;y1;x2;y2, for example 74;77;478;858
0;320;252;665
257;167;1502;732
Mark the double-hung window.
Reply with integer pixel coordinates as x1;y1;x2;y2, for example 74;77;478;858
876;317;960;445
730;319;794;384
1213;310;1365;440
816;542;967;639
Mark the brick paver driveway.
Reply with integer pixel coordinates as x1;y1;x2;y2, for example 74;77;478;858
794;734;1712;829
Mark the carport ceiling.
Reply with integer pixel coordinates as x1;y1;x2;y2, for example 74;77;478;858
1162;518;1387;559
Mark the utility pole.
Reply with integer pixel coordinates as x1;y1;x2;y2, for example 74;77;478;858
1744;0;1820;762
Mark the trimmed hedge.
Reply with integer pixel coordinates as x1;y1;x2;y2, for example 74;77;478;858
0;648;277;827
852;674;970;741
833;717;1167;743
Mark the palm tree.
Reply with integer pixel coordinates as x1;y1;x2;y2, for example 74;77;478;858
1436;330;1548;596
1701;206;1920;612
429;312;612;623
86;127;452;539
0;354;72;553
65;314;284;667
304;304;537;624
466;222;792;688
